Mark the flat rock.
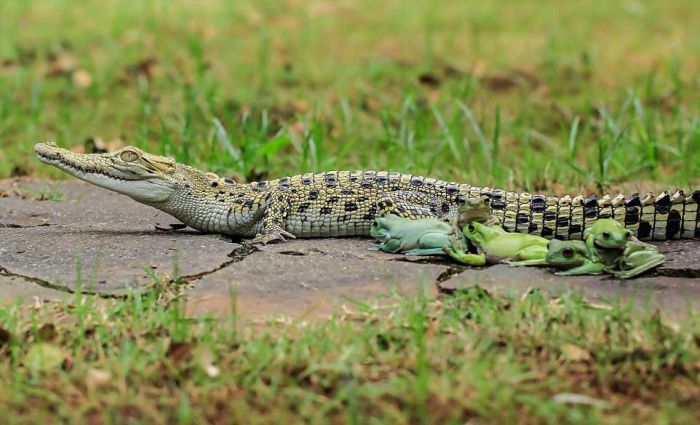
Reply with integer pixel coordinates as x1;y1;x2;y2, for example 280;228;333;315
0;274;71;304
2;179;699;320
0;180;236;295
438;230;700;318
655;240;700;277
439;265;700;319
186;238;447;320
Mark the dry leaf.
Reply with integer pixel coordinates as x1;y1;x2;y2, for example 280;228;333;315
0;327;10;345
46;52;76;76
289;121;305;136
37;323;57;342
83;137;107;153
166;341;193;364
361;96;381;112
426;90;440;104
81;137;124;154
560;343;591;362
72;69;92;88
418;73;441;88
86;368;112;388
290;99;309;113
482;74;519;92
552;393;610;408
196;347;220;377
125;57;159;80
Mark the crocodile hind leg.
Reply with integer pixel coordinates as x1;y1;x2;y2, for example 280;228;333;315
250;192;296;245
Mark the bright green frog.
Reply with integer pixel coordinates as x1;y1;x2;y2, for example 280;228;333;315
443;221;550;266
546;221;665;278
545;239;607;275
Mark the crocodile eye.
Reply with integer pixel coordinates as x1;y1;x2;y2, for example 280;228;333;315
562;247;574;258
120;150;139;162
602;231;610;239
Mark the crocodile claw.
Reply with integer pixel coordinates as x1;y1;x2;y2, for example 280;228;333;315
250;229;297;245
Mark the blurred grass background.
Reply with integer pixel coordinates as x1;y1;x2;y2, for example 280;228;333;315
1;0;699;193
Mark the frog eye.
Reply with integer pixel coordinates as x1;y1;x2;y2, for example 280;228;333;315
467;224;475;233
120;150;139;162
602;231;611;239
562;247;574;258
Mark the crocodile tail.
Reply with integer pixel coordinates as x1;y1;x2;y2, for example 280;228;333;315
459;187;699;241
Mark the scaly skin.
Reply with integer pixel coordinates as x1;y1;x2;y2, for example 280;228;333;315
35;142;700;244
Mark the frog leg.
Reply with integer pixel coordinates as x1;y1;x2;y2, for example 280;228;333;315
612;256;665;279
506;258;547;266
504;245;549;267
404;233;452;256
554;261;606;276
443;241;486;266
373;239;402;254
404;248;448;255
445;250;487;266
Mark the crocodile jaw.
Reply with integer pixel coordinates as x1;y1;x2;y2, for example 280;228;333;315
35;142;177;203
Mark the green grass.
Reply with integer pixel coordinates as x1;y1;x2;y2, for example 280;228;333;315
1;0;699;192
1;0;700;422
1;287;699;424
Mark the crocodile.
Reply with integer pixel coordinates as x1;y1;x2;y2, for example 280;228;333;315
35;142;699;244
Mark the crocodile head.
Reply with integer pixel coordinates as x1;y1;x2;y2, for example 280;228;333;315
35;142;187;203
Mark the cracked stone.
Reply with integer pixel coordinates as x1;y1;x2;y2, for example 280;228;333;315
0;275;71;304
186;238;446;319
439;265;700;319
1;180;236;295
2;179;699;319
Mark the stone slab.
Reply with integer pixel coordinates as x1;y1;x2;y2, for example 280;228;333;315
0;274;71;304
439;265;700;319
186;238;447;320
0;180;237;294
1;179;699;320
